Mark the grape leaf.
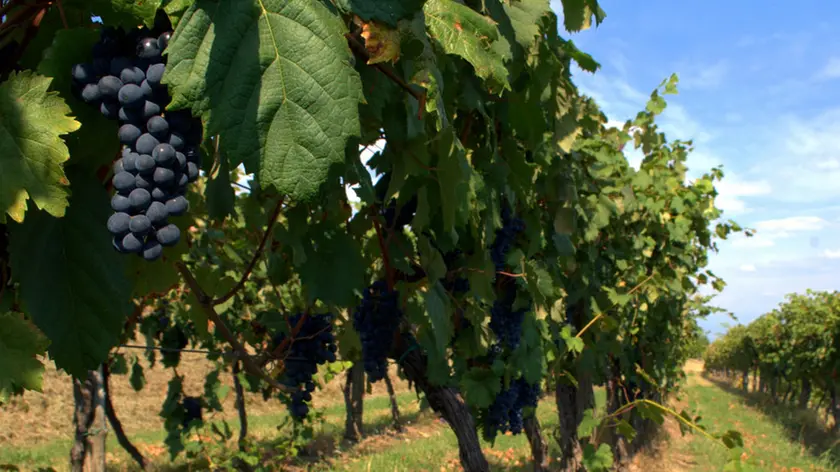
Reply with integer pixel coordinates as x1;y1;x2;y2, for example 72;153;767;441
299;229;365;306
424;282;453;353
8;172;132;377
333;0;426;26
164;0;363;201
37;28;120;170
0;312;49;402
85;0;162;27
423;0;510;92
0;71;80;223
206;154;236;221
460;366;501;408
560;0;607;33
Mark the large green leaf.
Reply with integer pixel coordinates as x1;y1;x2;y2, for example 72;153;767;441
299;229;365;306
0;71;80;223
8;172;133;377
423;0;510;92
333;0;426;26
164;0;363;201
37;28;121;171
0;312;49;402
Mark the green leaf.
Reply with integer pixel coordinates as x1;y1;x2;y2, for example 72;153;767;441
0;312;49;401
37;28;121;171
83;0;162;27
581;443;613;471
299;229;365;306
333;0;426;26
423;0;510;92
436;128;471;232
0;70;80;223
615;418;637;442
130;360;146;391
561;0;607;33
8;172;132;377
576;408;598;438
206;153;236;221
460;366;501;408
164;0;363;201
424;282;453;352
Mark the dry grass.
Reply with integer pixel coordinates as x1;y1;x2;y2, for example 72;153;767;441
0;351;412;449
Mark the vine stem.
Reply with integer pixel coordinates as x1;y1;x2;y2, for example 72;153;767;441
55;0;68;29
210;197;284;306
576;272;656;339
175;262;293;392
345;32;424;103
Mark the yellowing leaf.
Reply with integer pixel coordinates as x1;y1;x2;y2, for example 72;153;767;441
0;71;80;223
361;21;401;64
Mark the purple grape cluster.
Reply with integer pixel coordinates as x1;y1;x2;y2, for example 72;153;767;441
353;281;403;382
271;313;337;420
484;377;541;440
490;204;525;273
489;285;528;350
70;25;202;261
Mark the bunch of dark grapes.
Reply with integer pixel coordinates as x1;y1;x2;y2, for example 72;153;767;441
353;281;403;382
271;313;337;420
488;285;528;350
489;204;525;273
483;377;540;440
70;24;202;261
181;396;203;428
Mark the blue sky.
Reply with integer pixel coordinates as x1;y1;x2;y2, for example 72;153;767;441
551;0;840;337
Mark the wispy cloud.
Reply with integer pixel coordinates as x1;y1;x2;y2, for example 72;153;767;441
714;174;772;215
739;264;757;272
816;57;840;80
677;60;728;90
824;249;840;259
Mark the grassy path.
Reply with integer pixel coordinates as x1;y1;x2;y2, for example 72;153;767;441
3;362;839;471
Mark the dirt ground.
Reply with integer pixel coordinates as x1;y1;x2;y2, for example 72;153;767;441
0;351;411;448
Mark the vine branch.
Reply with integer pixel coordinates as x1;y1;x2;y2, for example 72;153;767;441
175;262;292;392
345;33;424;103
210;197;284;306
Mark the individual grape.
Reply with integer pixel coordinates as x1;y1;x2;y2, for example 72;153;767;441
168;132;185;151
153;143;176;167
111;194;131;212
118;124;142;145
176;172;188;188
166;196;188;216
135;173;153;190
135;154;156;174
100;100;120;119
112;236;127;253
113;159;125;174
142;100;161;119
174;151;186;170
157;31;171;50
128;188;151;211
81;83;101;104
143;240;162;261
118;84;144;109
129;215;152;235
153;167;175;187
135;133;159;155
151;187;169;202
97;75;123;100
147;116;169;140
109;56;133;77
137;37;161;60
107;212;131;235
186;162;199;182
156;224;180;246
121;233;144;253
146;201;168;225
140;80;154;99
119;66;145;85
71;63;96;85
146;63;166;87
112;171;136;194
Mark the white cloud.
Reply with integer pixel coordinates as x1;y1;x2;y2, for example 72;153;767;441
754;216;827;233
816;159;840;170
816;57;840;80
739;264;757;272
714;174;771;215
824;249;840;259
678;60;728;90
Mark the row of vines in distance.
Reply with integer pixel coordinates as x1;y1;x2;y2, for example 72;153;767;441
0;0;749;470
